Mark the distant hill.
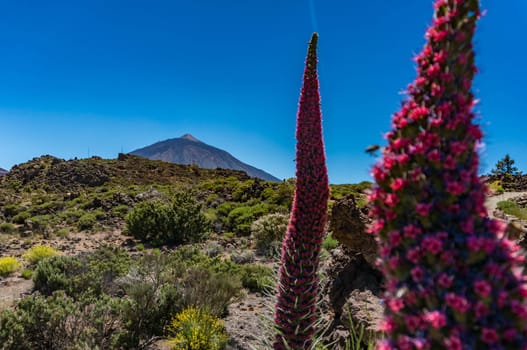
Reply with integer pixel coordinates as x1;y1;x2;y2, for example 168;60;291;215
129;134;280;182
0;168;7;176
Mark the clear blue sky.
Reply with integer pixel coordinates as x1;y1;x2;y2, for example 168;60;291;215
0;1;525;184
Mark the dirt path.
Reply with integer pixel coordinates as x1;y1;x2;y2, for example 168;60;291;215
485;191;527;218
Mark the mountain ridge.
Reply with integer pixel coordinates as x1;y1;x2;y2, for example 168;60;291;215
130;134;280;182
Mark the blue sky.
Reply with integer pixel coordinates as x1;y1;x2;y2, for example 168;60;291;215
0;0;525;184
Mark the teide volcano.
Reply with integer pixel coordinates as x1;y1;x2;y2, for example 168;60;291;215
129;134;280;182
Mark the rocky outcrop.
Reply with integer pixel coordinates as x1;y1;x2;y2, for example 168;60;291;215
492;193;527;245
0;168;7;176
485;174;527;192
329;194;377;265
4;155;110;192
320;248;384;348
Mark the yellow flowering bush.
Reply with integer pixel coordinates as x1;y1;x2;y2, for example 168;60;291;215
23;245;59;265
168;307;228;350
0;257;22;277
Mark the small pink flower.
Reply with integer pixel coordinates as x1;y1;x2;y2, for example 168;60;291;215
391;178;406;191
481;328;499;344
368;219;385;234
433;50;447;64
388;230;402;245
387;298;404;312
422;236;443;254
446;293;470;312
446;181;464;195
383;156;396;170
388;256;400;270
403;224;422;238
377;340;394;350
424;310;446;329
416;203;432;216
426;63;441;78
474;280;491;298
409;106;429;121
407;247;422;264
380;317;395;333
405;315;422;331
437;273;453;288
444;336;462;350
428;149;441;162
396;336;414;350
474;301;488;318
411;266;425;282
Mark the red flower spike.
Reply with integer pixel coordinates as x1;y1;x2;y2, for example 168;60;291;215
273;33;329;350
371;1;527;348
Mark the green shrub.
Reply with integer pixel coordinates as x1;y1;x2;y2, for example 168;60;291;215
59;209;85;225
21;269;33;280
251;212;289;255
33;255;84;296
4;204;23;218
126;192;209;245
82;246;132;297
167;307;228;350
33;246;132;299
0;257;22;277
239;264;274;293
227;203;277;236
12;211;30;224
322;234;339;251
0;222;16;234
112;204;130;217
77;213;97;230
23;245;59;265
0;291;122;350
54;228;69;238
116;253;181;348
180;266;242;317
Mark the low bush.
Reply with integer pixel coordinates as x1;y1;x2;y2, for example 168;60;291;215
0;222;16;234
167;307;229;350
251;212;289;255
23;245;59;265
126;192;209;245
0;257;22;277
227;203;277;236
77;213;97;230
179;266;242;317
12;211;30;224
116;253;181;348
239;264;274;293
0;291;122;350
33;255;84;296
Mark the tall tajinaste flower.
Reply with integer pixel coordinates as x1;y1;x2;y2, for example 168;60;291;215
273;33;329;350
370;1;527;349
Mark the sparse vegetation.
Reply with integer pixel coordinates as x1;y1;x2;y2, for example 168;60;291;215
497;200;527;220
251;212;289;255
